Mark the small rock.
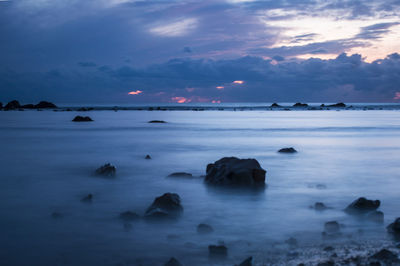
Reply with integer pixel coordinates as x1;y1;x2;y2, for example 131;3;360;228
81;194;93;202
148;120;166;123
387;217;400;234
271;103;281;108
293;102;308;107
238;256;252;266
285;237;298;246
145;155;151;159
366;210;384;223
197;223;214;234
72;115;93;122
208;245;227;258
324;221;340;234
168;172;193;178
344;197;380;214
119;211;140;221
317;260;334;266
95;163;116;177
314;202;328;211
144;193;183;220
164;257;183;266
324;246;334;251
370;249;399;264
278;147;297;153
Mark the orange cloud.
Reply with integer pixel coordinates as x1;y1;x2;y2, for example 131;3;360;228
171;96;191;103
216;86;224;90
212;100;221;103
394;92;400;100
128;90;143;95
233;80;244;84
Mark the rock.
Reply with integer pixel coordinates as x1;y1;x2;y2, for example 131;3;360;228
119;211;140;221
72;115;93;122
164;257;183;266
0;102;2;109
95;163;116;177
344;197;380;214
34;101;57;109
238;256;252;266
314;202;328;211
197;223;214;234
168;172;193;178
208;245;227;258
4;100;21;110
271;103;281;108
324;246;334;252
366;211;384;223
327;102;346;108
278;147;297;153
77;107;93;111
324;221;340;234
205;157;266;186
285;237;298;246
145;155;151;159
370;249;399;264
387;218;400;234
21;104;35;109
81;194;93;202
144;193;183;220
148;120;166;123
293;102;308;107
317;260;334;266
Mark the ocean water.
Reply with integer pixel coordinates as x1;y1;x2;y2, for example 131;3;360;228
0;110;400;265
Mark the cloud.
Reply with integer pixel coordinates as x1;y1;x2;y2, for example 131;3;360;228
78;61;97;67
149;18;197;37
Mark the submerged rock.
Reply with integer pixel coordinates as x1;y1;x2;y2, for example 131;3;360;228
164;257;183;266
119;211;140;221
293;102;308;107
208;244;227;258
285;237;298;246
197;223;214;234
387;218;400;234
148;120;166;123
205;157;266;186
369;249;399;264
81;194;93;203
237;256;252;266
144;193;183;220
72;115;93;122
278;147;297;153
4;100;21;110
34;101;57;109
145;155;151;159
324;221;340;234
366;210;384;223
168;172;193;178
21;104;35;109
95;163;116;177
313;202;328;211
344;197;380;214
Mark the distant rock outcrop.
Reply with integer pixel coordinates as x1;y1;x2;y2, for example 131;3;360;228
168;172;193;178
4;100;21;110
270;103;281;108
293;102;308;107
95;163;116;177
327;102;346;108
164;257;183;266
208;244;228;258
205;157;266;186
278;147;297;153
148;120;166;123
72;116;93;122
144;193;183;220
197;223;214;234
145;155;152;159
34;101;57;109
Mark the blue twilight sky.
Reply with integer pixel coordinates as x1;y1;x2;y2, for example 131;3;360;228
0;0;400;104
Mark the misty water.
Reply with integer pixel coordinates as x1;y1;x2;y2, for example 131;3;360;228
1;109;400;265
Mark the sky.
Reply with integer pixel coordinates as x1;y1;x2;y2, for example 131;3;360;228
0;0;400;104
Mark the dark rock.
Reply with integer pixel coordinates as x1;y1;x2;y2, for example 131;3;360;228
285;237;298;246
5;100;21;110
324;246;334;251
164;257;183;266
119;211;140;221
387;218;400;234
271;103;281;108
317;260;334;266
34;101;57;108
81;194;93;202
72;116;93;122
208;245;227;258
370;249;399;264
293;102;308;107
145;155;151;159
344;197;380;214
197;223;214;234
314;202;328;211
324;221;340;234
77;107;93;111
168;172;193;178
205;157;266;186
148;120;166;123
238;256;252;266
0;102;2;109
21;104;35;109
366;211;384;223
95;163;116;177
327;102;346;108
144;193;183;220
278;147;297;153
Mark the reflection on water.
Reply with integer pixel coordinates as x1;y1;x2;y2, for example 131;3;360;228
0;110;400;265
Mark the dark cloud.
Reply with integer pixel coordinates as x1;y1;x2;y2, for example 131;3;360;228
355;22;400;40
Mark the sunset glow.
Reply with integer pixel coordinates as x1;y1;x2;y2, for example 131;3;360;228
394;92;400;100
233;80;244;84
171;96;191;103
216;86;224;90
128;90;143;95
212;100;221;103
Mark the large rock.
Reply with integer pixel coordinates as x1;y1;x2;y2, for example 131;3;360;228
344;197;380;214
205;157;266;186
34;101;57;109
387;217;400;234
72;116;93;122
369;249;399;264
208;245;227;258
144;193;183;220
327;102;346;108
95;163;116;177
278;147;297;153
4;100;20;110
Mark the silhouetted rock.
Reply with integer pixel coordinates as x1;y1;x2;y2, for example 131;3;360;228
145;155;151;159
271;103;281;108
4;100;20;110
278;147;297;153
119;211;140;221
205;157;266;186
0;102;2;109
34;101;57;109
21;104;35;109
168;172;193;178
324;221;340;234
72;116;93;122
164;257;183;266
77;107;93;111
238;256;252;266
366;210;384;223
144;193;183;220
81;194;93;203
148;120;166;123
95;163;116;177
345;197;380;214
314;202;328;211
327;102;346;108
208;244;227;258
293;102;308;107
387;217;400;234
317;260;334;266
370;249;399;264
197;223;214;234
